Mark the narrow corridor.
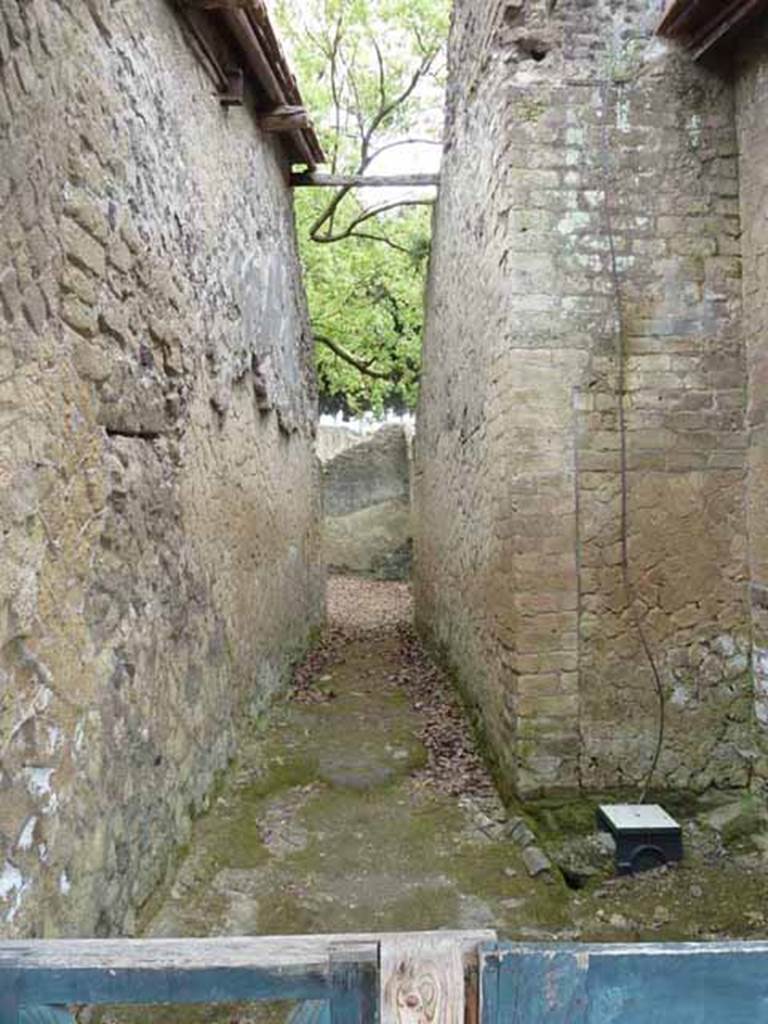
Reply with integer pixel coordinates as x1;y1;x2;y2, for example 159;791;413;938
127;577;768;991
141;578;556;942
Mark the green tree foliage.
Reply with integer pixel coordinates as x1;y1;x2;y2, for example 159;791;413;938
274;0;449;414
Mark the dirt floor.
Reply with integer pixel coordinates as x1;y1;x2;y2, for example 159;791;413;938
136;577;768;950
141;577;542;941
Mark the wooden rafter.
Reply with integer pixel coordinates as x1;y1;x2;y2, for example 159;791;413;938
178;0;325;169
657;0;768;59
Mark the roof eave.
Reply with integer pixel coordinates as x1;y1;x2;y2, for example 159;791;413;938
656;0;768;59
182;0;325;169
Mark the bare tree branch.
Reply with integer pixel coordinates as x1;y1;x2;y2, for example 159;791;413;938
315;333;392;380
307;33;441;245
341;46;367;149
373;39;387;112
312;198;435;245
333;230;415;254
328;15;344;177
361;48;439;166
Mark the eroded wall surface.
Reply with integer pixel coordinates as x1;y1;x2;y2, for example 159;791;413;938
415;0;753;797
0;1;323;935
736;26;768;741
322;424;412;580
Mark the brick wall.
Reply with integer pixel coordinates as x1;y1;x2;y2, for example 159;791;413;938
415;0;752;797
736;24;768;752
0;1;323;935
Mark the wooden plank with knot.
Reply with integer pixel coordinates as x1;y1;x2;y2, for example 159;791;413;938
380;934;470;1024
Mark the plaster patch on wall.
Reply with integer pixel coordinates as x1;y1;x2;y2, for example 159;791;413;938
47;726;62;755
616;96;631;132
21;767;58;814
688;113;703;150
0;861;29;923
73;718;87;753
16;817;37;852
670;683;690;708
754;650;768;726
6;685;54;754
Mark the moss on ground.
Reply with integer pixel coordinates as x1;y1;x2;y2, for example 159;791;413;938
140;630;569;944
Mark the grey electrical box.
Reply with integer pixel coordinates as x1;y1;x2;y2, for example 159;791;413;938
597;804;683;875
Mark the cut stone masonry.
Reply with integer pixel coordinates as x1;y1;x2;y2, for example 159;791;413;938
415;0;766;798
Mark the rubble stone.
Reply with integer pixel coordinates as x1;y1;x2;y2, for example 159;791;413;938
322;425;412;579
0;0;322;938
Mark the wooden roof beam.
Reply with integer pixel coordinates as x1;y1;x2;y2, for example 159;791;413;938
221;8;318;169
688;0;768;58
178;0;324;169
657;0;768;58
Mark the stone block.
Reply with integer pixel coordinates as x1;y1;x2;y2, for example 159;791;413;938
62;217;106;278
71;334;113;384
108;237;133;273
64;190;110;244
0;264;20;322
21;283;47;334
61;294;97;337
61;264;99;307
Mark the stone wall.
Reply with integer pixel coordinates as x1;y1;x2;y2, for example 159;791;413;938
0;1;323;936
323;425;412;579
415;0;753;797
316;423;363;463
736;26;768;745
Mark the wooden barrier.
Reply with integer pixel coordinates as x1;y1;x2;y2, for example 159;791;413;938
0;930;493;1024
481;940;768;1023
4;932;768;1022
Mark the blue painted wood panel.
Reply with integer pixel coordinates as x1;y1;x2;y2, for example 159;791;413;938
287;1001;330;1024
0;965;329;1008
483;942;768;1023
328;947;377;1024
19;1009;74;1024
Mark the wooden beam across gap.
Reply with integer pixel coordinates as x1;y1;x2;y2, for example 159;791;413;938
291;172;441;188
